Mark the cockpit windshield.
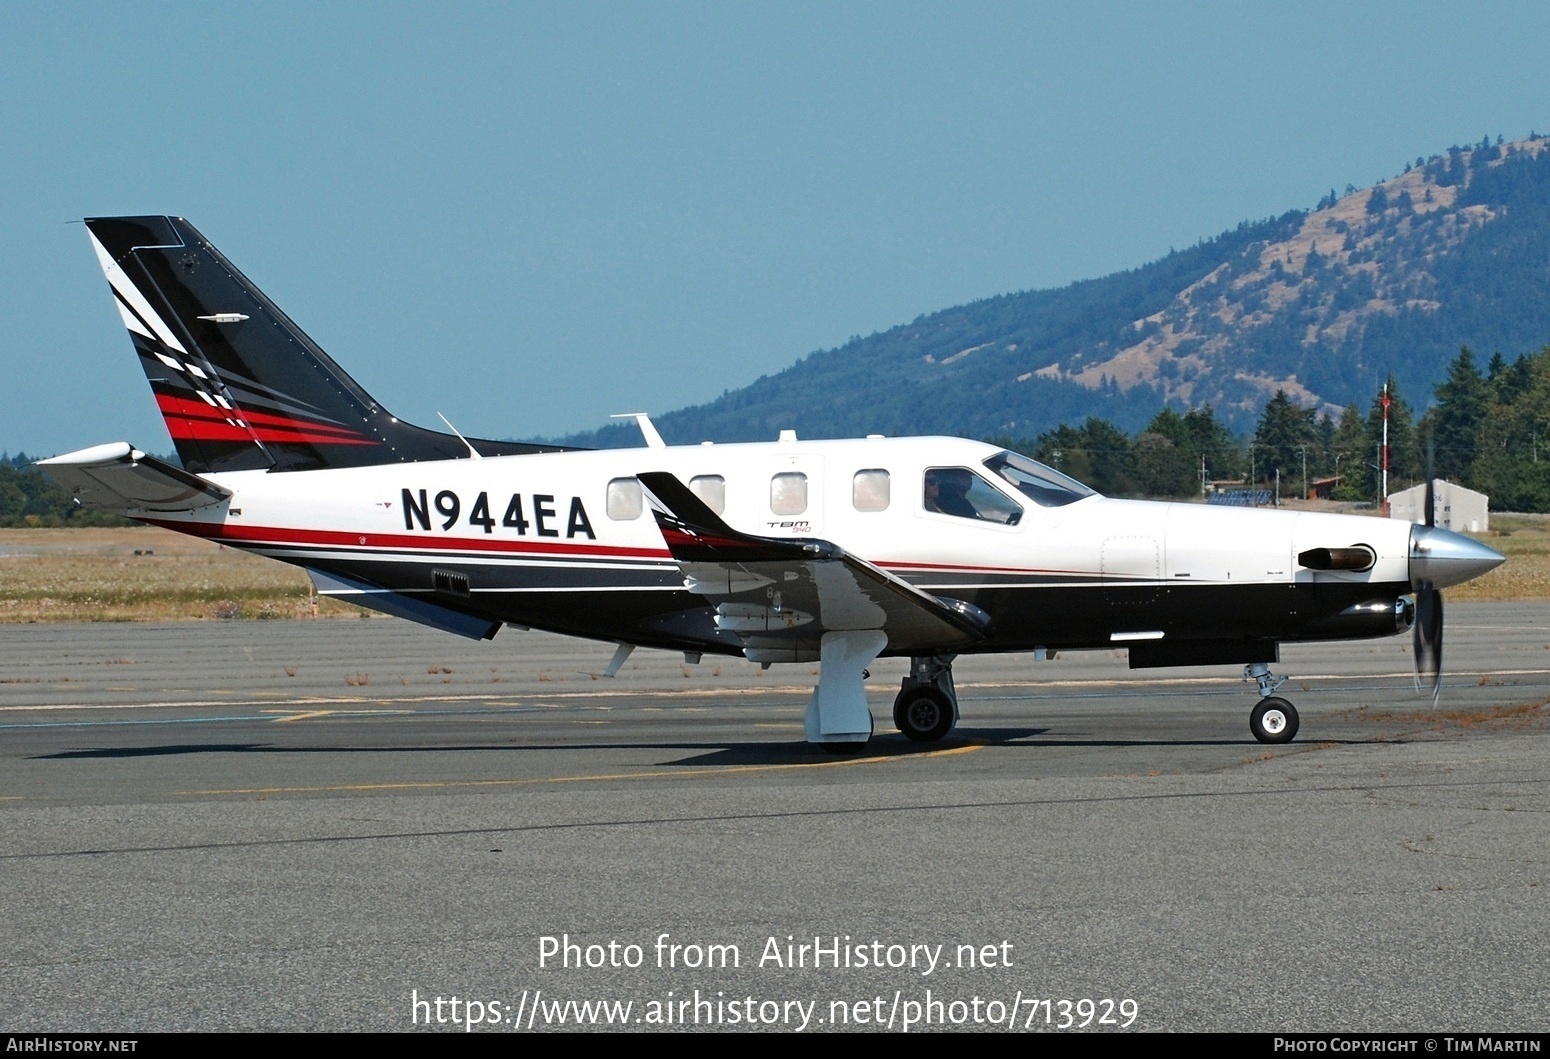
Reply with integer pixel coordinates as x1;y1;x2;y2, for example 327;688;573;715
983;450;1097;508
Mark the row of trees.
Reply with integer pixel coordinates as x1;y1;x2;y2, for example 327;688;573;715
7;344;1550;519
1444;346;1550;511
0;454;127;527
1252;346;1550;509
993;345;1550;509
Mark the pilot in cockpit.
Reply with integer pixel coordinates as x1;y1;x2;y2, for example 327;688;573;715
923;468;981;519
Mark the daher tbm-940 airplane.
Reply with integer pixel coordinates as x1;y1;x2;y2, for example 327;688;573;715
42;216;1506;751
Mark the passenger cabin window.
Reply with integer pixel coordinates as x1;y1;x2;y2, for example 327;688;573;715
852;469;890;512
770;472;808;516
689;475;726;514
606;477;643;520
923;467;1023;525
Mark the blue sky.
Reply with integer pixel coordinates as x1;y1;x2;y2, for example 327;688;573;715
4;2;1548;455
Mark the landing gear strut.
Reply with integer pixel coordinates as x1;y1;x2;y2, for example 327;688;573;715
1244;662;1299;744
893;654;959;742
805;630;886;753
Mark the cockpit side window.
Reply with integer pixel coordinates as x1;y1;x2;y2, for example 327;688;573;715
923;467;1023;525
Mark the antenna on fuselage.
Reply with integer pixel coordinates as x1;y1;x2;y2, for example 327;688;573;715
437;412;483;459
611;412;666;449
602;642;635;678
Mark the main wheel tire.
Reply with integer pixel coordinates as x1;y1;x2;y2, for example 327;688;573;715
1249;697;1299;744
893;687;955;742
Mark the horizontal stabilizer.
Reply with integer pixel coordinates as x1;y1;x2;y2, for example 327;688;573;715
37;442;231;513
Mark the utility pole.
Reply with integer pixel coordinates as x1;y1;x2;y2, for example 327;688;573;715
1380;383;1391;516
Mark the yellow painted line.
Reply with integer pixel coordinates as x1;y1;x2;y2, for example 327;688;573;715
177;741;985;796
271;710;337;723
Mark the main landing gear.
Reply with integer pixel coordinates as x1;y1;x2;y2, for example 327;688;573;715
806;644;961;753
1244;662;1300;744
893;655;960;742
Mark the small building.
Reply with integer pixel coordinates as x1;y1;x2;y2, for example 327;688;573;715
1306;475;1342;500
1388;480;1489;532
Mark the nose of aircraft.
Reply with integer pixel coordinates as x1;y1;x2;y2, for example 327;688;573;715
1409;524;1506;589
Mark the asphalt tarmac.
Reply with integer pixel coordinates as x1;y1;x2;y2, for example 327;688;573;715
2;604;1547;1032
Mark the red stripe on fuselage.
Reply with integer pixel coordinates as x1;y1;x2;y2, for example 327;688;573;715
144;518;676;562
143;520;1083;577
878;559;1092;577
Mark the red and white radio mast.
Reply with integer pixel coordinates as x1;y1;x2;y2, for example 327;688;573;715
1380;383;1391;516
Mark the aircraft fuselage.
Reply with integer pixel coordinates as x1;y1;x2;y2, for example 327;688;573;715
144;434;1421;666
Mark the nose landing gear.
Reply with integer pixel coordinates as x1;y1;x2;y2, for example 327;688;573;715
1244;662;1300;744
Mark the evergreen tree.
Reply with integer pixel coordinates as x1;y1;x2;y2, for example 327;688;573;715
1252;391;1316;493
1492;353;1534;405
1473;347;1550;511
1133;429;1197;497
1331;404;1370;501
1033;418;1137;495
1314;412;1337;478
1181;405;1242;479
1431;346;1487;481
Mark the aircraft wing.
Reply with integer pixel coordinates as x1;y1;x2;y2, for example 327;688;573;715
37;442;231;513
637;471;990;660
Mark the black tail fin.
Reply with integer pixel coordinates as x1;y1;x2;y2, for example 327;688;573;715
84;216;572;474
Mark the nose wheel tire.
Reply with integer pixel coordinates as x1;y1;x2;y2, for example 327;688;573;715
893;687;955;742
1250;697;1299;744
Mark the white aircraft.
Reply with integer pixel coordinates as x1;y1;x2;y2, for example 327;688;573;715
42;216;1505;751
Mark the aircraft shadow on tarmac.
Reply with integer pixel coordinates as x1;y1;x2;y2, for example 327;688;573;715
33;728;1398;767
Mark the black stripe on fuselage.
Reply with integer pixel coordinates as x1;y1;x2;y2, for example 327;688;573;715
282;539;1408;657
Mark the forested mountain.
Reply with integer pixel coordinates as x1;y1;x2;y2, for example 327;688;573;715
564;135;1550;448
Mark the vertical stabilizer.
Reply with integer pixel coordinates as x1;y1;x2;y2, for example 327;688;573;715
84;216;572;473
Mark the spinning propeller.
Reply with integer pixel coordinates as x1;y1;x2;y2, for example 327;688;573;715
1412;469;1443;702
1408;450;1505;703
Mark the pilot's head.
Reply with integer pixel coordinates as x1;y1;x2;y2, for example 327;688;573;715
937;469;972;496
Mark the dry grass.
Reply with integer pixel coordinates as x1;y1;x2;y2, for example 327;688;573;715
1448;515;1550;602
0;527;365;622
1354;699;1547;731
0;515;1546;623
